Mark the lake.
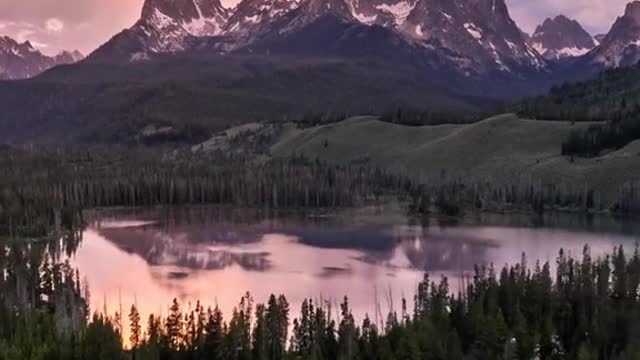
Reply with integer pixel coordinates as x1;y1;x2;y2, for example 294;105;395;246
71;205;639;331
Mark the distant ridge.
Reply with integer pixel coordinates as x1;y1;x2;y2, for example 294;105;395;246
0;36;83;79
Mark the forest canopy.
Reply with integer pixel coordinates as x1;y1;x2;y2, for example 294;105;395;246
517;64;640;157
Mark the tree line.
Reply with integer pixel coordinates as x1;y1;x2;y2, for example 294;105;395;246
516;64;640;157
379;109;488;127
409;177;640;217
2;146;640;359
2;145;640;241
0;146;407;238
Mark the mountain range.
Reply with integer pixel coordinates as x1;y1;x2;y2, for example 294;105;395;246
6;0;640;81
89;0;547;78
0;36;83;80
7;0;640;82
2;0;640;144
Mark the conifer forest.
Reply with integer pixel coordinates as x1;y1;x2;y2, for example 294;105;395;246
0;145;637;359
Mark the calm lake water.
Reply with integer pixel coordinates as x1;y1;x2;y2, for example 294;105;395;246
71;205;639;330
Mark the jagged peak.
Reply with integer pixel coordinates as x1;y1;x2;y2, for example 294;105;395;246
400;0;543;73
588;0;640;67
346;0;419;27
56;50;85;63
530;14;595;60
140;0;229;35
470;0;511;18
142;0;199;21
542;15;572;25
536;14;590;33
225;0;301;33
22;40;34;50
0;36;18;46
88;0;549;77
0;36;42;55
624;0;640;24
0;35;83;79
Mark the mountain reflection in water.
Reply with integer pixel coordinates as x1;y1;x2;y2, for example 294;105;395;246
94;217;496;276
72;207;638;341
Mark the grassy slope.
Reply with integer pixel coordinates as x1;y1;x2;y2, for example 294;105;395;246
270;114;640;198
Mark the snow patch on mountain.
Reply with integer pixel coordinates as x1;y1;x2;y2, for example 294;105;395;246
149;8;176;29
557;46;590;57
348;0;377;24
531;42;546;55
374;1;415;26
89;0;549;78
530;15;596;60
0;36;83;79
589;1;640;67
464;23;483;41
141;8;193;52
415;24;423;36
224;0;301;35
401;0;546;74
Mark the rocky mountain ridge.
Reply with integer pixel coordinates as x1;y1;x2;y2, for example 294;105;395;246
588;1;640;67
89;0;546;77
530;15;597;60
0;36;83;80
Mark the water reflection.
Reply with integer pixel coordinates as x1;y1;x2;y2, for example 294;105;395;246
97;226;272;271
72;207;639;340
92;215;502;275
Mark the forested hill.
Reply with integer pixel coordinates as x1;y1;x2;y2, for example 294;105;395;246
518;63;640;122
0;56;497;145
517;63;640;157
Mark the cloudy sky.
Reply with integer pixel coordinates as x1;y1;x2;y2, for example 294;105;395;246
0;0;633;55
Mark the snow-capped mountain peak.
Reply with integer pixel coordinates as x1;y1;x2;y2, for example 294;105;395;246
95;0;230;61
141;0;230;36
398;0;545;74
347;0;418;27
590;0;640;67
55;50;85;64
246;0;355;38
0;36;83;79
530;15;596;60
89;0;549;77
224;0;301;34
0;37;38;56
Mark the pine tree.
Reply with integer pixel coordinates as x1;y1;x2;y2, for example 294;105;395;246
203;306;226;360
166;298;183;350
129;304;141;351
266;294;288;360
252;304;268;360
338;297;358;360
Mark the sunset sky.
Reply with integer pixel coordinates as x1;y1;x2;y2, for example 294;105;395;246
0;0;633;55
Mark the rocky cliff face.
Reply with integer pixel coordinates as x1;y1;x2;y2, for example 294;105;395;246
399;0;545;74
530;15;596;60
88;0;545;77
140;0;230;35
589;1;640;67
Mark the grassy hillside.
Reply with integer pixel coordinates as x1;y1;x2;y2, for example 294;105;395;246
263;114;640;199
